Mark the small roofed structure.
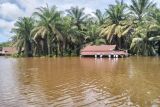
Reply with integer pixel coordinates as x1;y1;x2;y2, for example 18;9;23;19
0;47;17;56
80;45;128;58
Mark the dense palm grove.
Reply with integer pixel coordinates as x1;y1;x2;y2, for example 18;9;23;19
10;0;160;57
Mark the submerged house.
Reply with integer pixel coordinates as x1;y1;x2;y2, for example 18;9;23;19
80;45;128;58
0;47;17;56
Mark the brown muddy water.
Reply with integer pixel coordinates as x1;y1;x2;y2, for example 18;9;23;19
0;56;160;107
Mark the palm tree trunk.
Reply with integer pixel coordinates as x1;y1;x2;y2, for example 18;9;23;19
59;41;63;56
76;45;80;56
47;35;52;57
24;41;29;57
55;46;58;57
118;38;121;49
69;43;72;56
24;41;33;57
76;23;81;31
43;39;48;55
158;41;160;55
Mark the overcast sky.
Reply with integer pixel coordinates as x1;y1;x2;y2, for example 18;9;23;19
0;0;160;43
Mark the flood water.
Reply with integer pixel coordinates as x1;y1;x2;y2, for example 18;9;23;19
0;56;160;107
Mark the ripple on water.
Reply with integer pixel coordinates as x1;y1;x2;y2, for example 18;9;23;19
1;57;160;107
43;79;139;107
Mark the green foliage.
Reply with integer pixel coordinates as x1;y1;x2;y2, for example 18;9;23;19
93;9;106;25
31;5;62;56
66;6;89;30
99;0;133;49
129;0;156;20
11;17;34;57
8;0;160;57
130;21;160;56
0;41;11;47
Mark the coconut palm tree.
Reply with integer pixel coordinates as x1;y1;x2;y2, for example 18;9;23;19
12;17;34;57
31;5;63;56
83;21;106;45
148;8;160;55
130;21;160;56
130;7;160;56
147;8;160;32
129;0;156;20
58;16;75;56
130;35;160;56
93;9;106;25
100;0;133;49
66;6;89;30
65;24;86;55
66;6;89;55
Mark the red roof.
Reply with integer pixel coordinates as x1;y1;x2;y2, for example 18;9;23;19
81;45;116;52
2;47;17;55
80;45;128;56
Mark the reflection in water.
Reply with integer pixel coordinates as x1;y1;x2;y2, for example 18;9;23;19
0;56;160;107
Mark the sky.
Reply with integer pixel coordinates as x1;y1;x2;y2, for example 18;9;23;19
0;0;160;43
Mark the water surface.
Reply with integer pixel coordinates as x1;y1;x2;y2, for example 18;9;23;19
0;56;160;107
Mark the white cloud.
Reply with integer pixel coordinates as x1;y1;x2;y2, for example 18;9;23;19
0;19;14;42
0;19;14;30
15;0;46;16
0;31;11;42
0;2;24;20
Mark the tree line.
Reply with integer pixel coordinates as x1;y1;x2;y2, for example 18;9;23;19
10;0;160;57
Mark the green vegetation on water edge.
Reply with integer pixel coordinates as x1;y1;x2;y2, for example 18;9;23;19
3;0;160;57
